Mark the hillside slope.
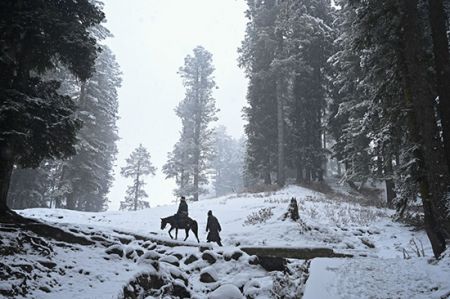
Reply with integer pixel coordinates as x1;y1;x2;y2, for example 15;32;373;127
2;185;448;298
20;185;428;257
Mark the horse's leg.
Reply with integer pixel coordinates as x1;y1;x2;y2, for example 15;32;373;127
168;226;174;239
195;232;200;243
184;228;189;241
175;228;178;240
192;221;200;243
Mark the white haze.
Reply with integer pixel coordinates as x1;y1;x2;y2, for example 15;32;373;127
103;0;248;210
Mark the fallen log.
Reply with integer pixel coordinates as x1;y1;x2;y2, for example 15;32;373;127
0;210;94;246
240;246;352;260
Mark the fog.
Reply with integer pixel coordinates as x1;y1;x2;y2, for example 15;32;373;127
103;0;248;209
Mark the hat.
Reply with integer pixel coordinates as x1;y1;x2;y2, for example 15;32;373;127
207;210;212;216
180;196;186;201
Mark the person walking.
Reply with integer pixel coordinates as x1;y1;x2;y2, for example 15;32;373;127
206;210;222;246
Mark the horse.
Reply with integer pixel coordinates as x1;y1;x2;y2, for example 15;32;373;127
160;215;200;243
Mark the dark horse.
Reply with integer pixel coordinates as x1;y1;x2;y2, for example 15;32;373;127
160;215;200;242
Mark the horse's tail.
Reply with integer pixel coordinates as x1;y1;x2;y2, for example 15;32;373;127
192;220;200;243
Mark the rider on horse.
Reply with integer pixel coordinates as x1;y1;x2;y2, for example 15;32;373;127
176;196;188;226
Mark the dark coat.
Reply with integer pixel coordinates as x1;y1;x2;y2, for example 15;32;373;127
177;200;188;216
206;215;221;242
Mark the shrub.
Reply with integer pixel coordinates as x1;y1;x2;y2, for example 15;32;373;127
244;207;274;225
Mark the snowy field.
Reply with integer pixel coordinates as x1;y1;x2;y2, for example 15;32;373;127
2;185;449;298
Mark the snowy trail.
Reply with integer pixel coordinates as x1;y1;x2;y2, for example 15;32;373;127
304;256;450;299
303;258;346;299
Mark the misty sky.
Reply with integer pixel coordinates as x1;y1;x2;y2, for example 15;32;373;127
103;0;248;210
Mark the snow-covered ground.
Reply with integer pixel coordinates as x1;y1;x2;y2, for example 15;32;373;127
19;185;432;258
2;185;449;298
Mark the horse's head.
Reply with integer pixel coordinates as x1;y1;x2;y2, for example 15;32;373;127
160;218;167;230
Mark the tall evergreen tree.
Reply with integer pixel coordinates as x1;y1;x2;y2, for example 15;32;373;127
400;0;450;257
6;44;121;212
120;145;156;211
62;45;121;212
427;0;450;171
163;138;193;198
0;0;104;214
163;46;218;201
239;0;279;186
212;126;244;196
278;0;333;183
327;1;372;188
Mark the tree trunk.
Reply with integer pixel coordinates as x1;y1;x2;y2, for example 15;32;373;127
347;180;358;190
66;82;88;211
305;168;311;183
276;78;285;187
193;148;199;201
66;192;76;210
193;68;201;201
401;0;450;257
78;81;88;108
180;168;185;196
428;0;450;171
322;131;327;179
193;169;199;201
296;162;303;184
264;168;271;185
384;154;396;208
337;160;342;177
316;109;323;182
6;169;17;209
0;155;14;214
385;180;396;208
134;162;140;211
377;145;383;178
56;164;67;209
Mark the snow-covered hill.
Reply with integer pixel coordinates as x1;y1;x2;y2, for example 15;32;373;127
2;185;449;298
19;185;430;257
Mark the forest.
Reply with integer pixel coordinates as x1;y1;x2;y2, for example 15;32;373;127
1;0;450;298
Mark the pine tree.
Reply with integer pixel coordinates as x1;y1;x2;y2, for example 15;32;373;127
239;0;279;186
399;0;450;257
212;126;244;196
5;65;82;211
278;0;333;183
427;0;450;172
0;0;104;214
6;45;121;212
120;145;156;211
62;45;121;212
329;0;398;192
163;46;218;201
163;139;192;198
